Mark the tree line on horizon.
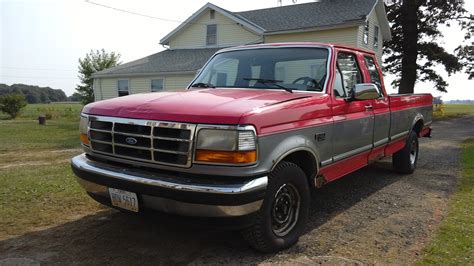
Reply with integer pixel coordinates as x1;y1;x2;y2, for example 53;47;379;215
0;83;80;103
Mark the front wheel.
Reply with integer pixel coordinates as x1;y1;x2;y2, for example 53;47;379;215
242;161;310;253
393;131;419;174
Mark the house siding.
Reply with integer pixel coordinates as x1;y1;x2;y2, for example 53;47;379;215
169;10;261;49
264;27;359;47
357;9;383;63
94;75;195;101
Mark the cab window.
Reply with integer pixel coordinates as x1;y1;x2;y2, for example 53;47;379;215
336;52;362;96
364;55;383;94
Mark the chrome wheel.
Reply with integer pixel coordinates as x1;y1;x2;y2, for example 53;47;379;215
271;183;300;237
409;140;417;165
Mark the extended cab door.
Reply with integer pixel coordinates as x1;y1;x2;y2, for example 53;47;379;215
362;55;391;160
330;50;375;173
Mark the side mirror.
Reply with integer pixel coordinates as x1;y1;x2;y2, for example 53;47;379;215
351;83;380;101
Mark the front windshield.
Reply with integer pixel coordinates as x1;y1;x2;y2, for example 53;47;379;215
191;47;329;92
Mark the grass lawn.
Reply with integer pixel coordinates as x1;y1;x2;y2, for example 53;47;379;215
418;138;474;265
0;103;102;238
433;104;474;120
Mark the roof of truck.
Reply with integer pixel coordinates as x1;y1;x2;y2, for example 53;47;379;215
217;42;377;55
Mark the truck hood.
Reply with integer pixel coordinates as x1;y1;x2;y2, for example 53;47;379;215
82;88;312;124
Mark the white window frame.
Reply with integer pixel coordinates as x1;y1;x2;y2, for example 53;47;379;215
206;24;217;46
150;78;165;92
363;21;369;45
373;25;379;50
117;79;130;97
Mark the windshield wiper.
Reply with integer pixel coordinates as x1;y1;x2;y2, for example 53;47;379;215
190;82;215;88
243;78;293;93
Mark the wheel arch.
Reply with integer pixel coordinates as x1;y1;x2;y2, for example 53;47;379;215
271;147;319;189
411;113;424;137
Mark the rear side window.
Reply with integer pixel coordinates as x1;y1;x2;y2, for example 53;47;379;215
364;56;383;94
336;52;362;94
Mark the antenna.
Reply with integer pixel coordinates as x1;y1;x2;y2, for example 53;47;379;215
277;0;282;6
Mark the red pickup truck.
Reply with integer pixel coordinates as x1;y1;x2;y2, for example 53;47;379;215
72;43;432;252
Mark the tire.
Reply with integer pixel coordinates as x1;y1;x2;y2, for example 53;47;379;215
242;161;310;253
393;130;419;174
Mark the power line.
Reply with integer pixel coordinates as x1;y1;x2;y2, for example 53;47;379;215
0;66;76;72
84;0;238;26
0;75;78;80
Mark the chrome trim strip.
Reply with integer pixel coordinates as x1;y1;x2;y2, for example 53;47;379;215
72;154;268;195
153;149;188;155
320;158;333;167
373;137;389;148
333;144;373;162
153;136;191;142
113;131;152;138
390;130;409;141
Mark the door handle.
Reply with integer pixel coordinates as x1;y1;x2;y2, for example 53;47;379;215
365;105;373;111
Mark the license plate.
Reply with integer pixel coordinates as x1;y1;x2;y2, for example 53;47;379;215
108;188;139;212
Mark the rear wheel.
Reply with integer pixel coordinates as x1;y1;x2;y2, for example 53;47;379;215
393;131;419;174
242;161;310;253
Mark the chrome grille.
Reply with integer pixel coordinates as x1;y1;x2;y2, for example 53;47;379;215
87;116;196;168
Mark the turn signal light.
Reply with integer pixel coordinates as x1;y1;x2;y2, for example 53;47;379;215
80;133;90;146
195;150;256;164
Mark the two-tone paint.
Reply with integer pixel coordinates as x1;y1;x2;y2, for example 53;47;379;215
75;42;433;217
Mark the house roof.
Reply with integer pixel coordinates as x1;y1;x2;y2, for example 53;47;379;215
92;48;219;78
235;0;376;33
160;0;390;45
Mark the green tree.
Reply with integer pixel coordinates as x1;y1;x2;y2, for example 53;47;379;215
76;49;121;104
68;92;82;102
0;94;27;119
384;0;472;94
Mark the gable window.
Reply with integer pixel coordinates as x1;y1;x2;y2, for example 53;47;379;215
373;25;379;50
206;24;217;46
210;10;215;20
363;21;369;45
151;79;164;92
117;79;129;97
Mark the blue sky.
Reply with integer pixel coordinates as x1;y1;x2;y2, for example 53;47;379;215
1;0;473;100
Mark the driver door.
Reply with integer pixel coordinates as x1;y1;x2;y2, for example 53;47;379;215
330;50;374;177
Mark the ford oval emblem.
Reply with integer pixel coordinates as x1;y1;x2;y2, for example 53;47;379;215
125;137;138;145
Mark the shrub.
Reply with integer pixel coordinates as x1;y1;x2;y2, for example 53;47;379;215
0;94;28;119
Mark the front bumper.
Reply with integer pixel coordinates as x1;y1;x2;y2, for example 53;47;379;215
71;154;267;217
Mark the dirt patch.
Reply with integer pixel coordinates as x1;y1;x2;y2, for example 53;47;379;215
0;149;81;168
0;159;70;170
0;116;473;265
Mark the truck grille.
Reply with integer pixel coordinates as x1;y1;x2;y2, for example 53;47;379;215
87;116;196;168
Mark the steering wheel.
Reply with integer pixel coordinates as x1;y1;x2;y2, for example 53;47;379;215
292;77;321;91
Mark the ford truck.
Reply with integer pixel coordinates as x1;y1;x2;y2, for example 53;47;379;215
72;43;433;252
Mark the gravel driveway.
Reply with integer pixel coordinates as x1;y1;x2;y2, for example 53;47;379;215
1;115;473;265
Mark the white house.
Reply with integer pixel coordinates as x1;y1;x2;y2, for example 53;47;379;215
92;0;391;101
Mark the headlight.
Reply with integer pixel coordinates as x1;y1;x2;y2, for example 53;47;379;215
79;114;90;146
195;126;257;164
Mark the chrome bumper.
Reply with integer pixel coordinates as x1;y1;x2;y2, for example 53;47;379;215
71;154;267;217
